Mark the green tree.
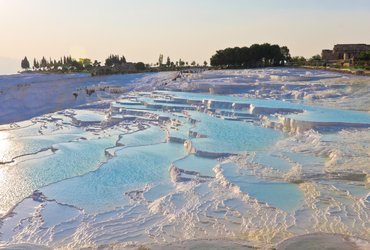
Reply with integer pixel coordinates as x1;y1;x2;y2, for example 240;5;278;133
166;56;171;67
191;61;196;66
120;55;126;64
358;50;370;61
21;56;30;70
280;46;291;65
105;55;125;67
79;58;92;69
203;61;208;67
308;55;323;66
33;58;39;70
71;59;84;70
135;62;146;71
40;57;47;69
210;43;288;68
179;59;185;67
158;54;164;67
291;56;307;66
93;60;101;67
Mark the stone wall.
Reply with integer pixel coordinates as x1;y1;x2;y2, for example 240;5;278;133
321;44;370;61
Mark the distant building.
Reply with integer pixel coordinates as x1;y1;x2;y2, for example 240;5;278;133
321;44;370;64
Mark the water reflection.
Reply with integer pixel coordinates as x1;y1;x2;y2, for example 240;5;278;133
0;131;11;163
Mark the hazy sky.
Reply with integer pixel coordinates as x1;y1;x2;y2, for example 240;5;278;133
1;0;370;74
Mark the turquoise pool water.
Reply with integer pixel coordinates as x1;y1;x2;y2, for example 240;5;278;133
0;136;117;215
174;155;218;176
41;142;186;212
189;111;283;153
221;162;304;211
1;69;370;248
165;91;370;124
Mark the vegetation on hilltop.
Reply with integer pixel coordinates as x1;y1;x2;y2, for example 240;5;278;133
210;43;291;68
20;54;208;76
21;46;370;76
210;44;370;72
21;55;98;73
290;52;370;71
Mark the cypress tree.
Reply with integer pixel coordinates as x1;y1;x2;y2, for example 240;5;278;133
166;57;171;67
21;56;30;70
40;56;47;68
33;58;39;70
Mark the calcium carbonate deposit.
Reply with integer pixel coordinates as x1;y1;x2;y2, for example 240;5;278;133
0;68;369;249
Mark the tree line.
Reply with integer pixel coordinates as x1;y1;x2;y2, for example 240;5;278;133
210;43;291;68
20;54;148;73
21;56;100;71
105;55;126;67
21;53;209;73
157;54;208;68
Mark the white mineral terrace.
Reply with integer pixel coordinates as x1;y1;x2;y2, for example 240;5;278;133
0;68;369;249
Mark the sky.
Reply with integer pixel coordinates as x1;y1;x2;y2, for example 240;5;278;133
1;0;370;74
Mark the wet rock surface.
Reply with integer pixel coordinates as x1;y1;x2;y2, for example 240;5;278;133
0;68;369;249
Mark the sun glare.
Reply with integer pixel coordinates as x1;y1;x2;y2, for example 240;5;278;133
0;131;11;162
68;45;88;59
